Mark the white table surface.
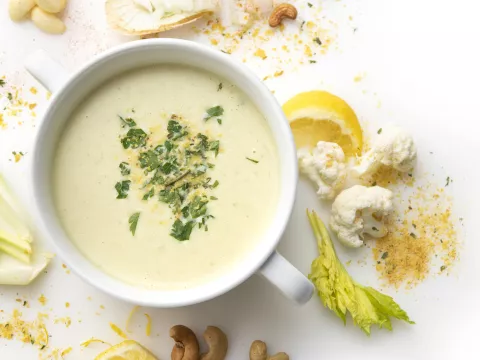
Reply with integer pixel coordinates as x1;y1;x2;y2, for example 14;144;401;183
1;1;480;359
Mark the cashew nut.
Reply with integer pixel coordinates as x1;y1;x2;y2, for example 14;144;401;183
8;0;36;21
35;0;66;14
200;326;228;360
249;340;289;360
170;325;200;360
268;3;297;28
250;340;268;360
31;7;66;34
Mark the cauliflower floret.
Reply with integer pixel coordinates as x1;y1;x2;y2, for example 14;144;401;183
330;185;393;248
352;125;416;176
298;141;347;200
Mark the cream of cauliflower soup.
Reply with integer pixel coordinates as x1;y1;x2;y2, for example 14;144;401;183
53;65;280;290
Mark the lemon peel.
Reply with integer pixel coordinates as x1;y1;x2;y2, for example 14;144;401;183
283;91;363;157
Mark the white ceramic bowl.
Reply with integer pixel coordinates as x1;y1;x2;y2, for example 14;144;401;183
26;39;314;307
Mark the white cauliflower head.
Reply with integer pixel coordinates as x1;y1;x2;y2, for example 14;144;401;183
330;185;393;248
298;141;347;200
352;125;417;176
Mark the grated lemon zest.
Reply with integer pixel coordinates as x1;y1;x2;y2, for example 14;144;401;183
110;323;128;339
125;305;139;333
81;338;111;348
144;314;152;336
61;347;73;357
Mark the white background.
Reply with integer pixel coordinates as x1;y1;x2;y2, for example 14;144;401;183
1;0;479;359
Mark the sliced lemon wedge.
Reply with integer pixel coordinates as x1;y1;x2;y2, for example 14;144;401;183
283;91;363;157
95;340;157;360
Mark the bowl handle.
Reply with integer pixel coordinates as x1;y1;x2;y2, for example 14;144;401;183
258;251;314;305
25;50;69;93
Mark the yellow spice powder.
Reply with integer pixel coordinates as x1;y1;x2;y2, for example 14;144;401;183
373;192;458;288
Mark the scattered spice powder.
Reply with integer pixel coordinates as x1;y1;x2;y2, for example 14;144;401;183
54;317;72;328
362;165;415;188
0;309;49;349
373;186;459;288
254;48;267;59
142;1;339;80
38;294;47;306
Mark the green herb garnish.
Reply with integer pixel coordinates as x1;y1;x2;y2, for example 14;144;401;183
116;115;220;240
167;119;188;140
377;128;383;134
314;37;322;46
0;79;5;87
189;196;209;218
209;140;220;157
308;2;313;7
204;106;224;121
118;115;136;127
142;187;154;200
218;83;223;91
246;157;259;163
121;128;147;149
115;180;131;199
139;150;160;172
129;212;140;235
170;219;195;241
119;162;131;176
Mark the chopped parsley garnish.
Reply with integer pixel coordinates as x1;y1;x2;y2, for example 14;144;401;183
309;60;317;64
0;79;5;87
410;232;417;239
119;162;130;176
204;106;224;121
446;176;451;186
308;2;313;7
121;128;147;149
171;219;195;241
217;118;222;125
167;119;188;140
377;128;383;134
116;115;220;240
129;212;140;236
246;157;259;163
209;140;220;156
139;150;161;172
142;187;154;200
118;115;136;127
381;252;389;260
218;83;223;91
115;180;131;199
314;37;322;46
189;196;209;218
7;92;13;101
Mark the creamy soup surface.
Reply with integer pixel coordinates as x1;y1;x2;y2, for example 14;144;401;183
53;65;280;290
